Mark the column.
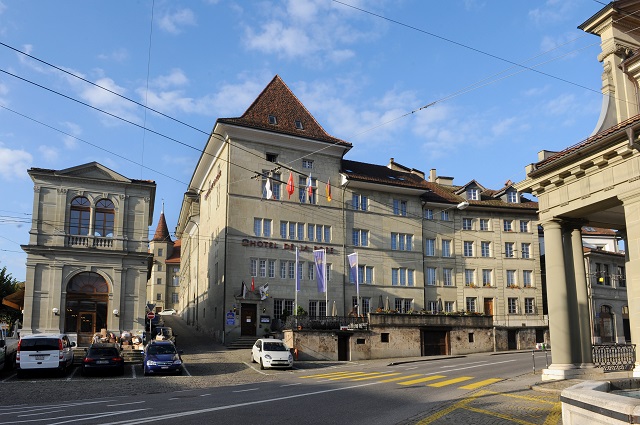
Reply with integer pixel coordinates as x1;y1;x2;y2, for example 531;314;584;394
621;193;640;375
570;226;595;366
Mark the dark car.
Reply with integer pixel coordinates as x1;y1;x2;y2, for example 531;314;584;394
81;343;124;376
143;341;183;376
153;327;176;345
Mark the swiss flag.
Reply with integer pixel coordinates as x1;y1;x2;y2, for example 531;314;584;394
251;277;255;292
286;172;294;199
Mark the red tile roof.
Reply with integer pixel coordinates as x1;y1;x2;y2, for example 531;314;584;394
166;240;181;264
152;212;172;242
218;75;351;147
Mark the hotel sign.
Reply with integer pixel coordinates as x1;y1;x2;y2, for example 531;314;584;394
241;238;336;254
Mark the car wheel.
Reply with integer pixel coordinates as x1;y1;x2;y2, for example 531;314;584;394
250;353;255;363
176;368;183;375
260;358;265;370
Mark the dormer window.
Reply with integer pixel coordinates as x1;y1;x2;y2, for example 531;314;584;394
295;120;304;130
268;115;277;125
266;153;278;163
467;188;479;200
507;191;517;203
302;159;313;169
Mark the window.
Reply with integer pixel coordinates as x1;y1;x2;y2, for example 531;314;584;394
280;222;287;238
395;298;412;313
268;260;276;278
352;265;373;284
157;248;163;257
523;270;532;287
94;199;115;237
299;176;317;204
259;259;266;278
508;191;518;203
323;226;331;243
274;299;295;320
171;293;179;303
525;298;535;314
307;262;314;280
251;258;258;277
507;270;516;286
392;268;414;286
425;239;436;256
464;269;475;286
443;268;453;286
326;263;332;281
508;298;518;314
268;115;277;125
156;278;162;286
308;300;326;318
308;224;315;241
462;218;473;230
297;261;303;281
302;159;313;169
479;219;489;231
444;301;455;313
352;194;368;211
604;264;611;286
481;241;491;257
289;222;296;240
426;267;437;286
393;199;407;216
254;218;272;237
288;262;295;279
297;223;304;241
504;242;514;258
467;188;479;200
157;264;163;272
441;240;451;257
503;220;513;232
521;243;531;259
441;210;450;221
262;172;281;200
353;229;369;247
424;209;433;219
381;333;390;343
69;196;90;235
427;301;438;313
618;266;626;287
295;120;304;130
520;220;529;233
280;261;287;279
463;241;474;257
466;297;476;312
156;293;162;301
482;269;492;287
353;296;371;313
391;233;412;251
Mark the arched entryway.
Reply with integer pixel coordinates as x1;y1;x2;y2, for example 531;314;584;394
64;272;109;346
597;305;615;343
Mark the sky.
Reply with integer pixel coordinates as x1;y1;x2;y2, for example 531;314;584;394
0;0;609;281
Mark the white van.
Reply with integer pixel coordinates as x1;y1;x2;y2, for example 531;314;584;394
16;333;75;377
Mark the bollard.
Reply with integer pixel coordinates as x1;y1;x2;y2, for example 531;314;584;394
532;349;536;373
545;346;549;368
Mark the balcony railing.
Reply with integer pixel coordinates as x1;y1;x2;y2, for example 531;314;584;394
67;235;114;248
592;344;636;371
283;315;369;331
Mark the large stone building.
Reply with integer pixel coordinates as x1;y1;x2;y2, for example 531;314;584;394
21;162;156;346
176;75;546;351
147;209;181;314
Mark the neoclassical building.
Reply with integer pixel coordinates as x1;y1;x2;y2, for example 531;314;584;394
516;0;640;380
177;75;545;350
21;163;156;346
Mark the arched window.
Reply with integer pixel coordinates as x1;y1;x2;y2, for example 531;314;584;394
94;199;115;237
69;197;90;235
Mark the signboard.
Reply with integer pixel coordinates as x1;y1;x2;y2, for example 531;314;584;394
226;311;235;326
147;312;155;320
260;315;271;324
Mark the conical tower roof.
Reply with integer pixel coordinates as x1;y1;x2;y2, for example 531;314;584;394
152;211;173;242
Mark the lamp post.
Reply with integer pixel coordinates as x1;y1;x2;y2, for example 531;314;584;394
189;219;200;329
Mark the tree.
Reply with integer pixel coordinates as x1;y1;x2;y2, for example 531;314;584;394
0;267;22;325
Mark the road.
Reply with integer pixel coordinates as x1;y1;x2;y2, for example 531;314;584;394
0;316;560;424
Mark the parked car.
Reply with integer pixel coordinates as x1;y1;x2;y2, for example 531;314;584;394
16;333;75;377
157;309;176;316
143;340;183;376
251;338;293;370
81;343;124;376
153;327;177;345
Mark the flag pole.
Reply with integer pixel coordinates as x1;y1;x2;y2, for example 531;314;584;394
355;252;360;317
295;246;299;322
324;248;327;316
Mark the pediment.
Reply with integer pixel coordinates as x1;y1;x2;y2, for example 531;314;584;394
57;162;131;183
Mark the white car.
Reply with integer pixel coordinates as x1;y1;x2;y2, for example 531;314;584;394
251;338;293;370
16;333;75;377
157;309;176;316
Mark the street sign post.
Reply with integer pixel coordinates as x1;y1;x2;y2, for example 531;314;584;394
147;311;155;341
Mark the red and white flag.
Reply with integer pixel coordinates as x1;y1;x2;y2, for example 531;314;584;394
286;172;295;199
307;173;313;202
251;276;255;292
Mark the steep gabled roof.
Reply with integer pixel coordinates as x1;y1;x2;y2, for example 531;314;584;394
454;179;487;196
218;75;351;147
152;212;172;242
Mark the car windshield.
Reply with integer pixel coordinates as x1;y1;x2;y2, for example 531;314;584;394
88;348;118;357
263;342;288;351
20;338;59;351
148;345;176;355
157;328;172;337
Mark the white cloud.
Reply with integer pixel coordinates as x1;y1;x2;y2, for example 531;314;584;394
38;145;59;162
529;0;578;25
151;69;189;89
78;77;138;125
0;144;32;180
491;117;517;136
157;8;196;34
97;48;129;62
60;121;82;149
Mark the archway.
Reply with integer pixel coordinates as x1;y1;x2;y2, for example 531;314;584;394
64;272;109;346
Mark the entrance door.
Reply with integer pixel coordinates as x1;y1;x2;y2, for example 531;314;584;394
78;312;96;346
508;330;518;350
337;334;350;361
241;304;257;336
422;330;449;356
484;298;494;316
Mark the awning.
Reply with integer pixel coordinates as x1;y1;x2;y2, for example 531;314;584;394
2;288;25;311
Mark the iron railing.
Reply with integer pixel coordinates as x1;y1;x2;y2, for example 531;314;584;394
283;315;369;331
592;344;636;371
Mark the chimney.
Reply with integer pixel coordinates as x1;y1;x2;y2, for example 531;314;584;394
429;169;437;182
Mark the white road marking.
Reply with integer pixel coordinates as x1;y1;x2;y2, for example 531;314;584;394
280;383;302;387
232;388;259;393
106;401;146;407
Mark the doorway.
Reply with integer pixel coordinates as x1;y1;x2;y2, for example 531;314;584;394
484;298;494;316
337;334;350;360
241;303;257;336
64;272;109;346
508;330;518;350
422;330;449;356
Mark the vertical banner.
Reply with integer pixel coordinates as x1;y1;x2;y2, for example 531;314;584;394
348;252;359;316
295;247;300;292
313;249;326;293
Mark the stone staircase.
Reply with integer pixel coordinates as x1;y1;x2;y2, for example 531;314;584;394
227;336;257;349
72;346;144;365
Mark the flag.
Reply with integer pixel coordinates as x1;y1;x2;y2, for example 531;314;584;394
241;281;247;299
307;173;313;203
251;276;255;292
314;249;326;293
265;176;273;200
259;283;269;300
295;247;300;292
348;252;358;287
286;172;295;199
326;178;332;202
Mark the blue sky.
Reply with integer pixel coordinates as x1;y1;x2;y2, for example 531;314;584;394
0;0;607;281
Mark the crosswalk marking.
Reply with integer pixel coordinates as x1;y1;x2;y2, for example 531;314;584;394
350;373;401;381
459;378;502;390
327;372;381;381
428;376;473;387
378;374;423;383
300;371;359;379
398;375;447;385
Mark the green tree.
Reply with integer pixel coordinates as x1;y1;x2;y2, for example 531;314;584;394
0;267;22;325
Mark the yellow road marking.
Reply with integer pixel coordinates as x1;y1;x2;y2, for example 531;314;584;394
378;374;423;383
460;378;502;390
428;376;473;387
327;372;380;380
398;375;447;385
350;372;401;381
299;371;364;379
415;391;478;424
543;400;562;425
464;406;541;425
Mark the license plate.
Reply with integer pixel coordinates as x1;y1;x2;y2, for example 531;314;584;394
35;355;45;360
96;360;108;365
161;366;169;369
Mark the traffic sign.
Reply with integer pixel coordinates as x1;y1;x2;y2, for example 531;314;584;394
147;311;155;320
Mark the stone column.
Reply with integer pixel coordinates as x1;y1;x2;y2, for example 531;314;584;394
570;226;595;366
620;193;640;375
541;220;576;379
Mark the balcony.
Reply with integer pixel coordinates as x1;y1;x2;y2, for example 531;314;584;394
66;235;115;248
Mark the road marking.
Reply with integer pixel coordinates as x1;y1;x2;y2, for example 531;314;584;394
233;388;259;393
182;364;191;376
398;375;446;385
378;374;423;383
200;394;211;397
428;376;473;387
460;378;502;390
280;383;302;387
299;371;359;379
350;373;401;381
4;408;149;425
66;367;79;381
106;401;146;407
327;372;379;380
131;364;136;379
100;382;380;425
